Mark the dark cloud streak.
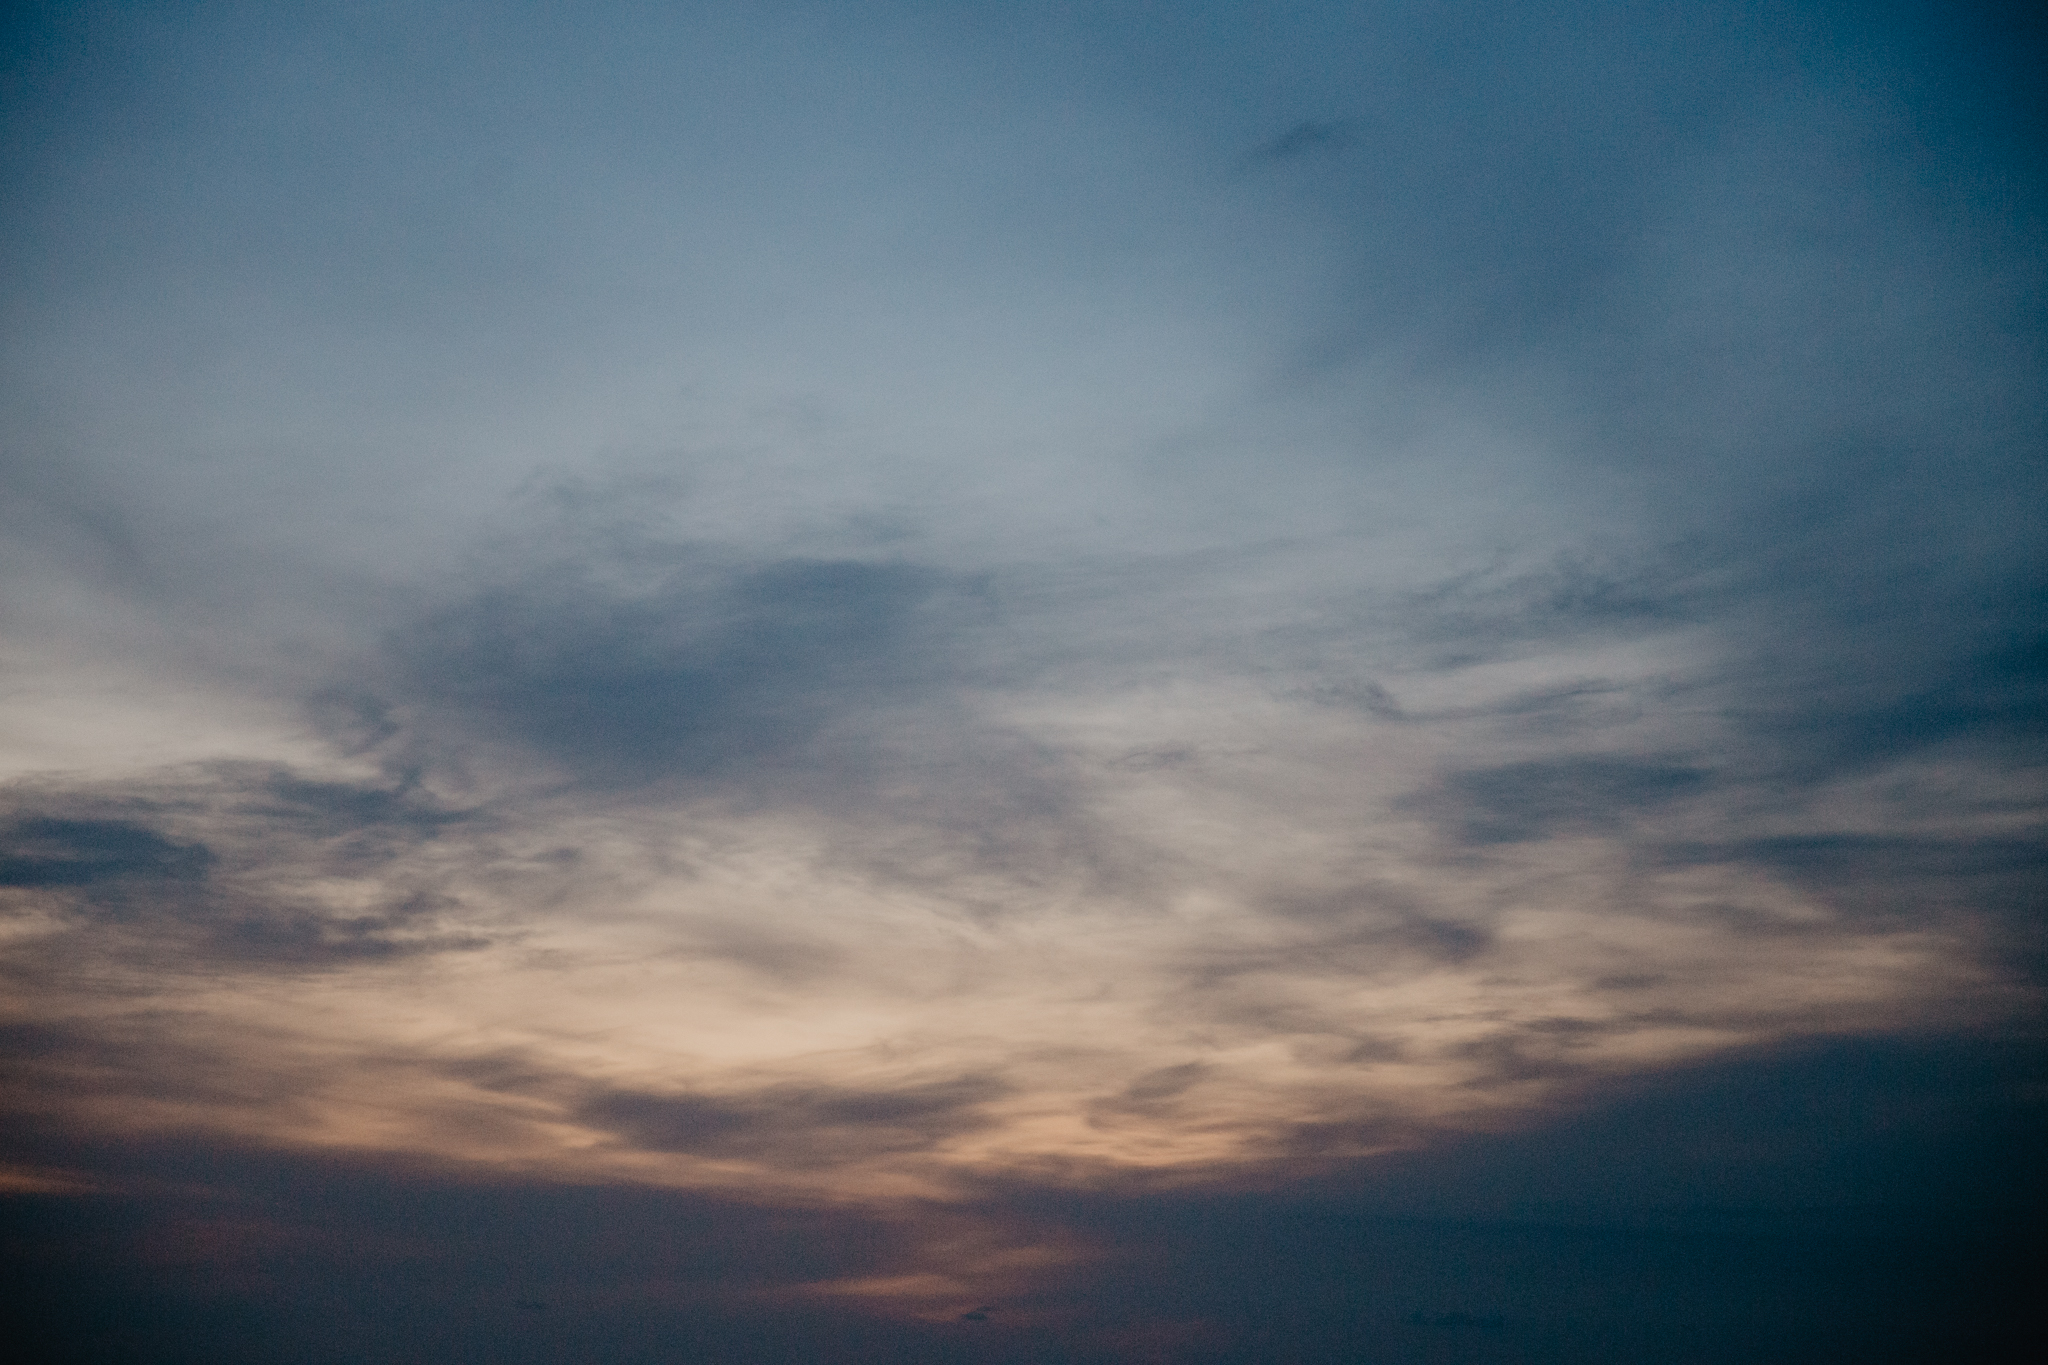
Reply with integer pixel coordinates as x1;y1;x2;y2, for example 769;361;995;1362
0;765;484;971
1431;757;1711;846
581;1074;1011;1166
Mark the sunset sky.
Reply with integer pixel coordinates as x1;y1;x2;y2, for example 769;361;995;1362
3;3;2042;1361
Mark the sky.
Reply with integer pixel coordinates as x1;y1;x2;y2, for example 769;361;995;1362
1;2;2043;1361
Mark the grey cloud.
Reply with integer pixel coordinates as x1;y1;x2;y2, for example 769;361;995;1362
1088;1063;1211;1127
1298;679;1405;720
8;1035;2039;1364
0;1015;337;1120
0;449;150;593
677;921;849;986
1244;0;2044;824
1755;624;2048;785
1422;757;1711;846
362;532;1153;906
1121;1063;1208;1104
1674;833;2048;885
1106;746;1198;772
350;506;1158;909
1260;14;1718;363
1591;973;1668;991
385;552;972;789
1392;552;1723;663
1239;120;1356;170
0;817;212;888
302;691;404;758
580;1074;1010;1165
249;768;470;853
1260;890;1495;965
1385;912;1492;962
1449;1024;1627;1090
0;765;483;969
1660;833;2048;959
0;6;2041;1355
1378;546;2045;807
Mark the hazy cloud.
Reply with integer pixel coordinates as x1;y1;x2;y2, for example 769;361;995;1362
0;765;483;970
1;0;2040;1355
583;1075;1011;1165
1239;120;1356;170
387;553;969;788
0;816;213;888
1432;757;1712;845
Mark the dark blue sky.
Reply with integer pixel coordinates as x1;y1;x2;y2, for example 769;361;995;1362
3;2;2042;1360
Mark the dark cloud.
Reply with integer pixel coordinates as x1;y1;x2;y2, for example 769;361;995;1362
0;817;212;888
1662;833;2048;963
0;765;482;969
1089;1063;1211;1126
1447;1029;1606;1088
1247;0;2046;827
580;1074;1010;1166
1370;545;2046;823
1233;892;1496;972
0;1018;312;1118
1316;1031;2048;1223
1120;1063;1207;1104
0;1138;952;1365
384;552;972;788
1753;620;2048;784
1239;120;1355;170
1677;833;2048;886
20;1033;2034;1365
1424;757;1710;846
0;446;150;591
1396;552;1719;660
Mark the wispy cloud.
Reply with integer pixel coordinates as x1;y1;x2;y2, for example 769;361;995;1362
2;0;2041;1353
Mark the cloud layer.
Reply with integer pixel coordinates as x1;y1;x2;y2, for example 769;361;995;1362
3;0;2042;1353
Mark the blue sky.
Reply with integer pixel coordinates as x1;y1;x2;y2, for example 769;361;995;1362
2;2;2042;1359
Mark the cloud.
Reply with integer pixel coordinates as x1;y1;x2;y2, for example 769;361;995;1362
0;764;483;970
6;1032;2041;1361
384;551;970;789
581;1074;1011;1166
1238;120;1356;171
1428;757;1711;845
0;816;213;888
0;2;2042;1354
1392;552;1724;658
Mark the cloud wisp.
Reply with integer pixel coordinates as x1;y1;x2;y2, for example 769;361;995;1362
3;505;2031;1215
2;1;2042;1354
